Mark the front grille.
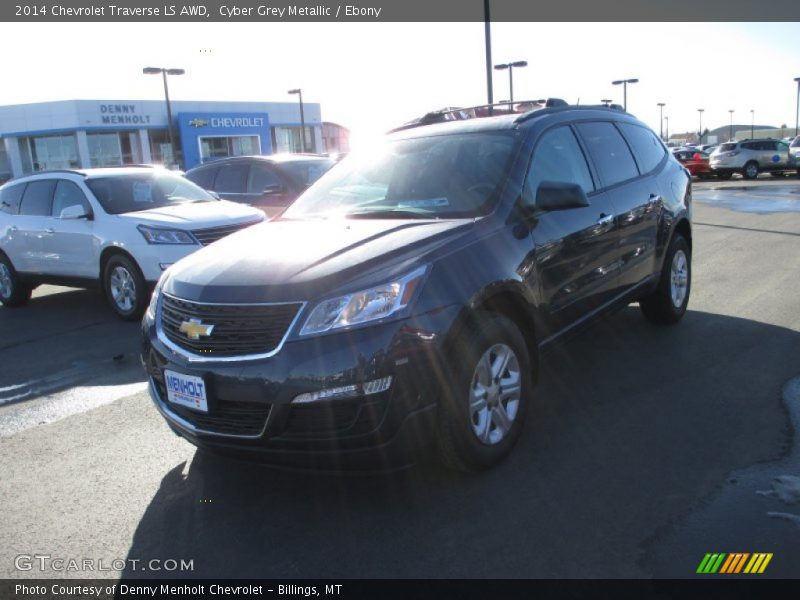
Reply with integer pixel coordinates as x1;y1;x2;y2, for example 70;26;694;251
160;294;302;357
191;219;261;246
155;379;269;436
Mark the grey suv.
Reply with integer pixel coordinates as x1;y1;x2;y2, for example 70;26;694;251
710;139;797;180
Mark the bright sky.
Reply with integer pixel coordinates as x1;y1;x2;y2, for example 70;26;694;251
1;21;798;144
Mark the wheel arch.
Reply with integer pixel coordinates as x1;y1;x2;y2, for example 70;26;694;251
99;245;141;280
445;286;541;382
673;217;692;253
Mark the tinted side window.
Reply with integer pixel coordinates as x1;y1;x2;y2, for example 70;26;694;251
19;180;56;216
214;164;248;193
741;142;757;150
525;126;595;199
186;166;217;190
619;123;666;174
0;183;26;214
761;141;777;151
575;122;639;187
247;164;282;193
52;181;91;217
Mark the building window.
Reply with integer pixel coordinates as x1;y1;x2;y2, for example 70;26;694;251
88;133;122;166
19;134;79;173
274;127;315;153
149;128;179;166
198;135;260;163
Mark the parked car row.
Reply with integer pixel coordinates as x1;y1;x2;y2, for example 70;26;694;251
672;137;799;180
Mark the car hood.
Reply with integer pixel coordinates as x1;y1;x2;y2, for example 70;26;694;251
116;200;263;228
164;217;475;303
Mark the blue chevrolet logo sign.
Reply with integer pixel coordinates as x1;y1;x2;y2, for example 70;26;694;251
188;118;209;128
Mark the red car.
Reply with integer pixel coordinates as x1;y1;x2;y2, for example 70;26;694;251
672;148;712;178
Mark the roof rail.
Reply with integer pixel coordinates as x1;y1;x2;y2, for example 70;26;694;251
21;169;87;177
388;98;634;132
388;99;569;132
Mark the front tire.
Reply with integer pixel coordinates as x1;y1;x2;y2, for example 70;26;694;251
437;313;533;472
0;255;32;307
103;254;147;321
639;234;691;325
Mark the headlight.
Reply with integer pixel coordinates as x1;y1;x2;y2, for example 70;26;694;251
299;265;428;336
137;225;196;245
145;275;166;321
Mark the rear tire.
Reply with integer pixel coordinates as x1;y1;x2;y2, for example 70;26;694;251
437;313;533;472
742;161;759;180
639;234;691;325
0;255;32;307
103;254;147;321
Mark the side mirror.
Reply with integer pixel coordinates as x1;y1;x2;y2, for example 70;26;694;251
59;204;91;220
262;184;285;196
535;181;590;211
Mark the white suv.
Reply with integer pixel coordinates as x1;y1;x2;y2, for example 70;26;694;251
709;139;797;180
0;166;264;319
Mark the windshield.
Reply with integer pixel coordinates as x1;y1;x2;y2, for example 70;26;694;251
278;158;336;187
87;172;216;215
282;132;517;220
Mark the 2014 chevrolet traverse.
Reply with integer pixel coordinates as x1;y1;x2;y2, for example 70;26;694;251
141;101;692;471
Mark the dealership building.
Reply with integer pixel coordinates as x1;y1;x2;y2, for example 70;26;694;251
0;99;329;181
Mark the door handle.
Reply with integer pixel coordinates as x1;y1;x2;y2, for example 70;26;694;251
596;214;614;226
45;228;55;234
648;193;660;204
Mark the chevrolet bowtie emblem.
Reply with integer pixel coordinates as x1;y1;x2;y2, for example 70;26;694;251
179;318;214;340
189;118;209;128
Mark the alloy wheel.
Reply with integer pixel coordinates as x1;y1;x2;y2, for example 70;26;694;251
109;266;136;312
670;249;689;308
469;343;522;445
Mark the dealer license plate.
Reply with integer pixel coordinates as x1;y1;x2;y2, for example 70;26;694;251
164;370;208;413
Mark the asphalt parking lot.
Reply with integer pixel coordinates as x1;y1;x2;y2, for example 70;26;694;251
1;177;799;579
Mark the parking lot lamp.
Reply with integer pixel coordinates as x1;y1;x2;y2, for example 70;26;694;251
611;78;638;111
288;89;306;153
142;67;184;168
750;109;754;139
697;108;704;143
657;103;666;140
794;77;800;136
664;116;669;142
729;109;735;141
601;99;612;107
494;61;528;105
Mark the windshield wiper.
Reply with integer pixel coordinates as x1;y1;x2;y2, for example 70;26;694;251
345;209;435;220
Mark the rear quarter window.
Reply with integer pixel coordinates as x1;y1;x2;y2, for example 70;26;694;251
0;183;26;214
619;123;666;174
186;166;218;190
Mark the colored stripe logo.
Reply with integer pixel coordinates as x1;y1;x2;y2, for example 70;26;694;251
696;553;773;574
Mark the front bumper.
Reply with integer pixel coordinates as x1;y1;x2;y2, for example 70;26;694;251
141;305;460;468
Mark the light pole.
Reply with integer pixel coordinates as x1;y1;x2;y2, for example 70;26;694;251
143;67;184;167
484;0;493;112
657;103;665;140
494;61;527;105
794;77;800;136
750;109;754;139
697;108;704;143
728;109;735;141
611;78;638;111
288;88;306;153
664;116;669;142
601;98;612;107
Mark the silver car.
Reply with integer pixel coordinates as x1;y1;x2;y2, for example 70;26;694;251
709;139;797;180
